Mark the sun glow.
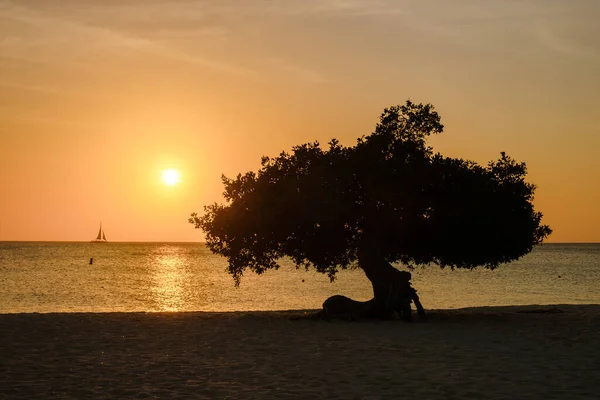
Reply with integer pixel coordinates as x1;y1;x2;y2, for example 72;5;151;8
162;169;181;186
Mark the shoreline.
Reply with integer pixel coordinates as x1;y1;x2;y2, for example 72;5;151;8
0;302;596;317
2;304;599;399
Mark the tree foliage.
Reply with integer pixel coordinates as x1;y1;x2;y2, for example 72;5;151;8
190;100;551;285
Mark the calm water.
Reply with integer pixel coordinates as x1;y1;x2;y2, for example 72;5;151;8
0;242;599;313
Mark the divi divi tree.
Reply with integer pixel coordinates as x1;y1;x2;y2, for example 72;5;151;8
190;101;551;318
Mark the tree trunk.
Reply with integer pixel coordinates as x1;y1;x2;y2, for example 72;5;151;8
358;246;423;320
320;245;426;321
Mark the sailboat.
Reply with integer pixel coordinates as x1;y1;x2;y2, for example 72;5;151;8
91;223;108;243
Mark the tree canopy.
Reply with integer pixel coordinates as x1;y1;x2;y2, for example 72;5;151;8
190;100;551;285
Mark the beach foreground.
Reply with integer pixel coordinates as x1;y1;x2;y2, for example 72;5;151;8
1;305;599;399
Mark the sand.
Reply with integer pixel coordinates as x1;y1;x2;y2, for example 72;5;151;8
1;305;599;399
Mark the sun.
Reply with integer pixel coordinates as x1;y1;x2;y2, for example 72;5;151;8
162;169;181;186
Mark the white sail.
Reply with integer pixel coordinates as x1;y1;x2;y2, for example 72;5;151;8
92;223;108;243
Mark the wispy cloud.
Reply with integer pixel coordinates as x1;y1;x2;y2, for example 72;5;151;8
265;58;335;84
533;20;600;60
0;0;345;83
0;80;82;96
0;0;251;75
2;0;598;88
261;0;407;17
0;104;89;128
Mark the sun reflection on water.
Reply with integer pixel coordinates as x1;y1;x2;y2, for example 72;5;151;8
149;245;190;311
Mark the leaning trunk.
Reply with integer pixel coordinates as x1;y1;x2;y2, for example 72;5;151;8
358;247;416;320
321;245;425;321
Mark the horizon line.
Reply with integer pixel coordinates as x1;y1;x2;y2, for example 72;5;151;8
0;240;599;245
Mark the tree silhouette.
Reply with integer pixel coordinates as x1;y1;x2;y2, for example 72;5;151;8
190;100;551;319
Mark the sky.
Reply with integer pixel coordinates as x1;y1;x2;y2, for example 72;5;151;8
1;0;599;242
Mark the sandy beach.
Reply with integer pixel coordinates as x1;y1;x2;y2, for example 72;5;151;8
1;305;599;399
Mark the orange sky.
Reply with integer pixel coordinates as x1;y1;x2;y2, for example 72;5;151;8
1;1;599;242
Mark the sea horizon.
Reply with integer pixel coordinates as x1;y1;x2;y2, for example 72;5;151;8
2;240;599;244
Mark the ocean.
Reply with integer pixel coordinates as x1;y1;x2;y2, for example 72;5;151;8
1;242;599;314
